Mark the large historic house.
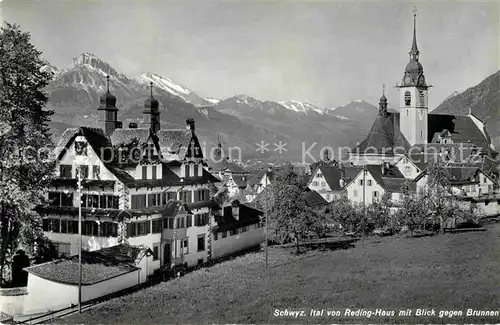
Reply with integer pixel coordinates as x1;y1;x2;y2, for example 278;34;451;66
37;78;265;270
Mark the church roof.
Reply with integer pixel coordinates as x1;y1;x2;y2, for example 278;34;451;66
353;113;409;153
354;113;492;156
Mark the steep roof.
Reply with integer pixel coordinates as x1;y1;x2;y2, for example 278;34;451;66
364;165;411;193
354;112;491;155
231;175;248;188
213;202;262;232
310;165;362;190
156;129;193;161
24;244;147;285
110;128;151;148
355;113;398;153
304;190;328;208
428;114;489;149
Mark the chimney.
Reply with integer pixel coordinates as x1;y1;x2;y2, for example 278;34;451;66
339;172;345;188
323;149;330;162
186;118;195;132
381;162;390;175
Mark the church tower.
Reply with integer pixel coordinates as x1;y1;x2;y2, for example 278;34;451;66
398;9;429;146
143;82;161;134
98;75;120;136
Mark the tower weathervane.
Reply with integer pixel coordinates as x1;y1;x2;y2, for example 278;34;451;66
150;81;154;97
383;84;385;95
106;75;110;93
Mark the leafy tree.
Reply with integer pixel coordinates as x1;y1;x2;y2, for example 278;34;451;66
325;194;359;235
398;182;428;236
367;192;392;230
0;23;55;284
424;162;466;233
261;167;312;254
309;206;331;239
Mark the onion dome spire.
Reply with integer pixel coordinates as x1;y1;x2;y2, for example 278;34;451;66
144;81;159;111
99;75;117;108
401;7;427;88
409;7;420;61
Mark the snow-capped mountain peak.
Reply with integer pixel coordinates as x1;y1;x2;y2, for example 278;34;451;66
279;100;325;115
135;72;213;106
61;52;126;80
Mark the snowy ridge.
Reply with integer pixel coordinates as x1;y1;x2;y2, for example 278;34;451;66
279;100;325;115
135;72;213;106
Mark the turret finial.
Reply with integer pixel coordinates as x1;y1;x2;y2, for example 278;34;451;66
106;75;110;93
150;81;154;97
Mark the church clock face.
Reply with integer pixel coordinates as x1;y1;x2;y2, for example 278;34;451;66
404;75;412;85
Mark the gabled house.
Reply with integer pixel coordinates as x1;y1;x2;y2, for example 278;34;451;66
37;78;261;275
414;166;497;199
344;163;412;205
307;165;360;202
413;166;499;216
395;152;429;179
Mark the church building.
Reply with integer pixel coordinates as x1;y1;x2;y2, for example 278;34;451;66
350;11;496;168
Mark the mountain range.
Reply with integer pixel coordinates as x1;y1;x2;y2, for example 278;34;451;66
44;53;377;162
43;53;499;161
433;70;500;150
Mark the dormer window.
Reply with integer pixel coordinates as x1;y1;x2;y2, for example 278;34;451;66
405;91;411;106
75;141;88;156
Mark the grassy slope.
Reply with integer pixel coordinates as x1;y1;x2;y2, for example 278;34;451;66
61;224;500;324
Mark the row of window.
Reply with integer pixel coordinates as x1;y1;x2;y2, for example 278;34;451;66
59;164;100;179
141;165;159;180
42;219;118;237
404;90;426;107
48;191;119;209
126;213;210;237
213;223;261;240
130;189;210;209
81;194;119;209
352;189;379;200
311;181;327;187
359;179;373;186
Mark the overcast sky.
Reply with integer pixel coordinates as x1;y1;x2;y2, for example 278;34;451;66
2;0;499;109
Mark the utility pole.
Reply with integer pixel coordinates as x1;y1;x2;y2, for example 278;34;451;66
77;165;82;313
264;167;270;269
362;165;366;242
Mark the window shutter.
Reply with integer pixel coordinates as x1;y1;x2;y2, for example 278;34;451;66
152;166;157;180
127;223;133;237
146;220;151;234
186;215;192;228
100;195;106;209
148;194;154;207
